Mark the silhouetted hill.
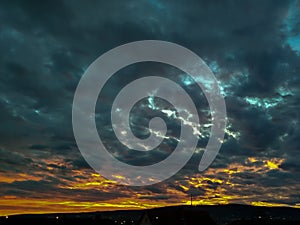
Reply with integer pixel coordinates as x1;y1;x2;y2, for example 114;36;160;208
0;204;300;225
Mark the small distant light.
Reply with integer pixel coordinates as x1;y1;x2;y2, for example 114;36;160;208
258;216;262;219
5;216;8;219
56;216;59;220
155;216;159;219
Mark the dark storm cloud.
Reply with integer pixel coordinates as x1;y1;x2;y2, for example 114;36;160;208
0;0;299;208
0;148;33;172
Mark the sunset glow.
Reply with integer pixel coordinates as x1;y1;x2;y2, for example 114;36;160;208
0;0;300;217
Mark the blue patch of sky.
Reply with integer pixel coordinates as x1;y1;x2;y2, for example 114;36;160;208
283;1;300;53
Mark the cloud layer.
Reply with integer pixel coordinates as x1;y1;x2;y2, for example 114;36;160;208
0;0;300;215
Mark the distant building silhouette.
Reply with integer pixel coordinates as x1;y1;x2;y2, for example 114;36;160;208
138;212;152;225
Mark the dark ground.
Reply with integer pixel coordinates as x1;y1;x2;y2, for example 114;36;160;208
1;204;300;225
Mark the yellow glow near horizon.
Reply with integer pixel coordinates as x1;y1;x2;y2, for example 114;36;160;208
0;157;295;216
0;197;173;216
251;201;300;208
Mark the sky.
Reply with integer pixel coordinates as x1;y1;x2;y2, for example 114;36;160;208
1;0;300;216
